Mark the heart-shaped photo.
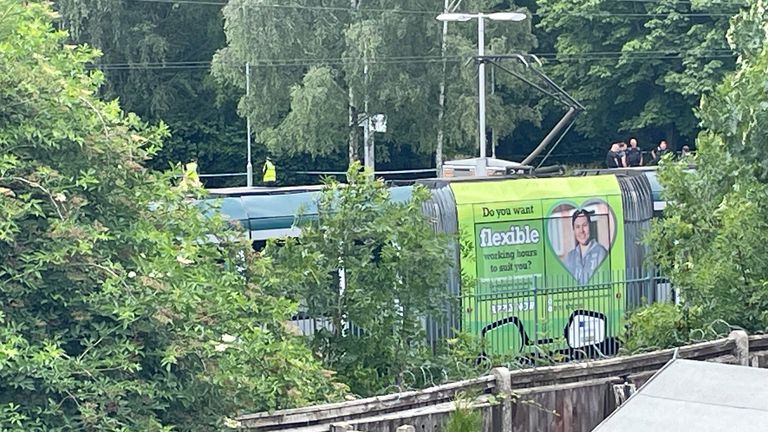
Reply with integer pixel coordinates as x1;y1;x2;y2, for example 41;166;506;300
546;199;616;285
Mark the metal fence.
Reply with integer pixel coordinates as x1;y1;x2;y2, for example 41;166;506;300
423;267;673;361
287;268;675;364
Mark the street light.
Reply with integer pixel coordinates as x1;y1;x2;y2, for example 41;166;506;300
437;11;527;165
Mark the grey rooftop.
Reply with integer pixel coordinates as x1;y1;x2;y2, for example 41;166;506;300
594;358;768;432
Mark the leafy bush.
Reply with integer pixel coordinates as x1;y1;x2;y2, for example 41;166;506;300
444;402;483;432
622;302;736;353
622;303;690;352
648;0;768;336
0;2;343;430
264;165;453;396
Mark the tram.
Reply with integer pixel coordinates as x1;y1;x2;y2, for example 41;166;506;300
202;167;668;359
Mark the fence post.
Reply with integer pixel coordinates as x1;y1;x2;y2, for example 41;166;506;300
729;330;749;366
491;367;513;432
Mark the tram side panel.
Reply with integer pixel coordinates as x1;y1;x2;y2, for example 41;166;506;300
449;176;628;359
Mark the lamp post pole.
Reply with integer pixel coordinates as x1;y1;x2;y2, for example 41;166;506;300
477;14;487;160
245;62;253;187
436;11;526;172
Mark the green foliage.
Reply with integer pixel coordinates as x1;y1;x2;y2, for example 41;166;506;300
651;151;768;331
699;1;768;180
55;0;751;177
259;66;349;157
536;0;738;145
213;0;539;163
649;0;768;335
0;2;343;429
622;303;732;353
622;303;688;352
55;0;260;182
264;163;453;396
431;332;492;380
57;0;225;119
444;398;483;432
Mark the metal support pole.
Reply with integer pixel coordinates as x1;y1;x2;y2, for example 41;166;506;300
522;106;578;166
363;118;372;172
363;60;375;174
477;15;486;161
245;62;253;187
491;66;497;158
435;0;463;177
366;122;375;174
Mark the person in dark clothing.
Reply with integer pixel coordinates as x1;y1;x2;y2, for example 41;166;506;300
626;138;643;167
651;140;671;165
617;142;628;167
605;143;621;168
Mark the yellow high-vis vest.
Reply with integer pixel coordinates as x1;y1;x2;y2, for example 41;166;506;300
180;161;202;189
262;159;276;183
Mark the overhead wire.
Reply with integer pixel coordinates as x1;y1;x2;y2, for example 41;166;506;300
123;0;743;18
92;55;468;67
89;48;735;64
612;0;745;4
90;57;468;70
126;0;438;14
87;49;736;71
86;1;741;71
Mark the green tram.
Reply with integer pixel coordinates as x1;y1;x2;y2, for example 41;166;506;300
205;168;668;361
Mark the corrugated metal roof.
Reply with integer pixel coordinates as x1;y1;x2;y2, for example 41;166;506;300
594;359;768;432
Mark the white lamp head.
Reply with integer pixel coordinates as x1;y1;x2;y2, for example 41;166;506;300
486;12;527;21
436;13;476;22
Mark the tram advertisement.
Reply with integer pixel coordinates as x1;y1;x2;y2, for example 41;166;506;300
451;176;626;357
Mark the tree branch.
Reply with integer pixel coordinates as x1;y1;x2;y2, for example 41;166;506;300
9;176;65;219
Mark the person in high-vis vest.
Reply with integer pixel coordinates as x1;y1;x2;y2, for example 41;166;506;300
179;160;202;190
262;157;276;184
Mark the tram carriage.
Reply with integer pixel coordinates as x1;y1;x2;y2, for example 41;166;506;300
202;167;669;360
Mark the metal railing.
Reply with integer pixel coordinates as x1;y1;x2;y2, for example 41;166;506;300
287;268;675;364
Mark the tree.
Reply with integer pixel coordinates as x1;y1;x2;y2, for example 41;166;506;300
649;0;768;333
263;165;453;396
56;0;225;119
55;0;254;184
212;0;353;160
0;2;343;429
212;0;539;168
536;0;739;148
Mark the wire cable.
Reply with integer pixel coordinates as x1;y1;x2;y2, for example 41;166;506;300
91;49;735;66
612;0;744;5
90;57;469;71
87;49;736;71
127;0;439;14
123;0;743;18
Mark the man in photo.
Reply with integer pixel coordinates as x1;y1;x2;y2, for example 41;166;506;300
626;137;643;167
565;209;608;285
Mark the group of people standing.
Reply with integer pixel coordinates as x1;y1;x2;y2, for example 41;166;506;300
605;138;690;168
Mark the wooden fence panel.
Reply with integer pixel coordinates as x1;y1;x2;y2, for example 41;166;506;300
238;376;495;431
508;379;618;432
334;400;499;432
238;331;756;432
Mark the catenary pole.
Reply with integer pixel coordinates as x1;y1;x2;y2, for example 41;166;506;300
246;62;253;187
477;15;487;160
